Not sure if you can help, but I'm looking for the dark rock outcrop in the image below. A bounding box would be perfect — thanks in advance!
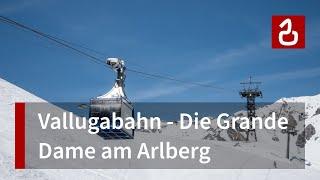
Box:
[296,124,316,148]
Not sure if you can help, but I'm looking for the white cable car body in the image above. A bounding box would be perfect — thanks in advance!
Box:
[89,58,134,139]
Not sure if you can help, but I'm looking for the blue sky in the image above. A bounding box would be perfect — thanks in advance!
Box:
[0,0,320,102]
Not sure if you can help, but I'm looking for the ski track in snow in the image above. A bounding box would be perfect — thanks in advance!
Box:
[1,77,320,180]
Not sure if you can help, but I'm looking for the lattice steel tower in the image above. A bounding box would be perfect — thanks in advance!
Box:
[239,76,263,141]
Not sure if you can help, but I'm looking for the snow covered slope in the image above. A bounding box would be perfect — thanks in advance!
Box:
[278,94,320,168]
[1,77,320,179]
[0,78,127,180]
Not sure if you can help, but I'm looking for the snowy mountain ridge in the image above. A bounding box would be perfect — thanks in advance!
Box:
[277,94,320,117]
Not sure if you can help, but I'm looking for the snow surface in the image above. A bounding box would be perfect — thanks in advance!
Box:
[97,82,126,99]
[1,77,320,179]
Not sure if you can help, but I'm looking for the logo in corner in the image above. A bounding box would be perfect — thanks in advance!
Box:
[272,15,305,49]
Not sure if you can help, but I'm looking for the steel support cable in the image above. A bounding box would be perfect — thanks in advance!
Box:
[0,15,228,91]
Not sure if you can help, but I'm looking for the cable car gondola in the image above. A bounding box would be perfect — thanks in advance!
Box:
[89,58,134,139]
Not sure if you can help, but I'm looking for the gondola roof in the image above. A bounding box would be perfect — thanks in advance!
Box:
[97,82,127,100]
